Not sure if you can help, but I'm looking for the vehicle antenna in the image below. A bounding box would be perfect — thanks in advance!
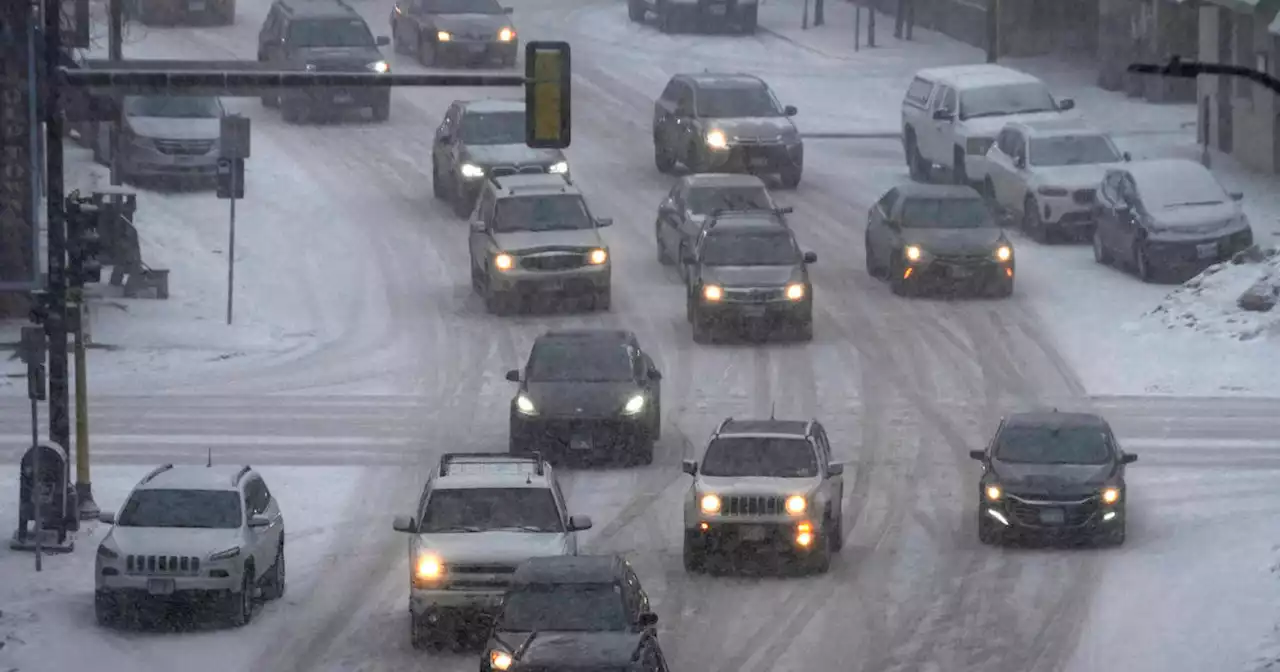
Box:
[207,447,212,467]
[770,402,776,420]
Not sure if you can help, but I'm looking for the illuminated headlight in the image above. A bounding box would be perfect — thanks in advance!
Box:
[304,63,316,72]
[1036,185,1069,197]
[705,130,728,149]
[904,245,922,262]
[588,248,608,265]
[785,495,807,515]
[498,27,515,41]
[460,163,484,179]
[367,60,389,74]
[493,253,514,271]
[703,284,723,301]
[785,283,805,301]
[622,394,645,415]
[515,394,537,415]
[1101,487,1120,504]
[209,546,241,561]
[490,650,513,670]
[548,160,569,174]
[437,30,452,41]
[700,493,721,514]
[415,554,443,580]
[994,245,1012,262]
[985,485,1001,501]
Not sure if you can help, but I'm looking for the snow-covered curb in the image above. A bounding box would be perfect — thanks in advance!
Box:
[1142,247,1280,341]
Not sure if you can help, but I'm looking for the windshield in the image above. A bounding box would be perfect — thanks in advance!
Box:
[701,437,818,477]
[527,340,633,382]
[498,583,628,632]
[1135,170,1227,209]
[995,426,1113,464]
[899,198,994,229]
[421,0,503,13]
[460,111,525,145]
[118,489,242,529]
[695,86,783,118]
[124,96,222,118]
[687,186,773,215]
[1029,135,1121,167]
[959,83,1057,119]
[421,488,562,533]
[701,232,798,266]
[288,18,375,47]
[493,195,593,233]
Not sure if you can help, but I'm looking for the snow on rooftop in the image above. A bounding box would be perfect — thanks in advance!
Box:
[1142,249,1280,341]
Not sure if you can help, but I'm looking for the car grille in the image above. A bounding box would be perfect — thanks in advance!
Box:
[723,286,784,302]
[490,164,547,177]
[309,61,363,73]
[1005,493,1099,527]
[721,494,787,516]
[933,253,991,265]
[126,554,202,576]
[456,30,495,40]
[732,134,784,145]
[520,251,587,271]
[154,139,215,156]
[1072,188,1096,204]
[1058,210,1094,226]
[446,563,518,590]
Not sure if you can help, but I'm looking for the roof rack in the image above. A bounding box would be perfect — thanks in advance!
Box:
[804,418,816,437]
[140,464,174,484]
[714,417,734,435]
[232,465,252,486]
[438,452,545,477]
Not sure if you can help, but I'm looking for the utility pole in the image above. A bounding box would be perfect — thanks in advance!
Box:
[43,0,72,499]
[985,0,999,62]
[108,0,124,186]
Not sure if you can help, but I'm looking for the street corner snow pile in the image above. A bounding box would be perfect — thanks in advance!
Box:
[1143,247,1280,341]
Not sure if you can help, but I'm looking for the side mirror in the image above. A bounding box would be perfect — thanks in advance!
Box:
[392,514,416,533]
[248,515,271,529]
[98,511,115,524]
[1231,191,1244,202]
[1122,151,1132,162]
[375,35,391,46]
[505,369,521,382]
[783,105,798,116]
[932,109,953,121]
[639,612,659,627]
[777,206,794,215]
[596,217,613,227]
[648,368,662,380]
[803,251,817,264]
[968,449,985,461]
[503,6,514,12]
[568,514,593,531]
[1121,453,1138,464]
[681,459,697,476]
[827,462,844,476]
[1058,98,1076,111]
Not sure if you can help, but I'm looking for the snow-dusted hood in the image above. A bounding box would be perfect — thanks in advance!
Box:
[522,381,642,417]
[702,264,800,288]
[416,530,570,564]
[697,475,822,497]
[434,12,510,37]
[991,461,1115,496]
[492,229,602,253]
[706,117,798,141]
[904,226,1007,256]
[126,115,220,141]
[960,110,1074,138]
[463,143,564,167]
[491,631,645,667]
[1147,201,1246,237]
[106,526,241,557]
[1030,163,1119,189]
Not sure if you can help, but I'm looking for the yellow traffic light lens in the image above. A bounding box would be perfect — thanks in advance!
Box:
[526,43,569,149]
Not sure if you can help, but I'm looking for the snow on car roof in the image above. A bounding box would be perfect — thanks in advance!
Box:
[916,64,1041,88]
[138,465,248,491]
[684,173,769,188]
[1122,158,1218,189]
[1011,118,1102,137]
[459,98,525,113]
[683,73,766,88]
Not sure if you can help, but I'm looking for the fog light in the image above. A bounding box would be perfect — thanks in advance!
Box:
[795,531,813,546]
[699,522,709,531]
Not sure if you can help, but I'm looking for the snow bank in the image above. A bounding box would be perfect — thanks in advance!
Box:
[1143,248,1280,341]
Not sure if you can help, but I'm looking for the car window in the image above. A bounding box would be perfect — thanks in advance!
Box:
[936,87,956,114]
[701,437,818,477]
[905,77,933,107]
[459,110,524,144]
[1029,135,1121,167]
[421,0,502,13]
[498,582,628,632]
[994,425,1113,465]
[687,185,772,215]
[493,194,593,233]
[287,17,375,47]
[527,340,634,382]
[245,478,266,514]
[876,188,899,214]
[694,84,783,118]
[123,95,222,118]
[899,198,993,229]
[550,478,569,523]
[958,82,1057,119]
[118,489,243,529]
[701,231,799,266]
[660,79,682,103]
[421,488,564,532]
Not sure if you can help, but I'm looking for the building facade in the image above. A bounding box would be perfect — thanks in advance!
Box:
[1197,0,1280,173]
[1098,0,1199,102]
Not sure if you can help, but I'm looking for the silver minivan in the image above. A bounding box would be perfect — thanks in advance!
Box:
[93,95,225,185]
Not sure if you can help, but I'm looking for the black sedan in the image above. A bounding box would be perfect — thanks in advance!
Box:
[507,329,662,466]
[864,183,1014,297]
[970,410,1138,546]
[1092,158,1253,282]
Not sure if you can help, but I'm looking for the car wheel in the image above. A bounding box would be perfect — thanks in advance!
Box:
[794,314,814,342]
[417,36,437,66]
[677,244,690,281]
[654,142,676,173]
[779,166,802,189]
[990,277,1014,298]
[889,257,911,296]
[1092,228,1111,265]
[261,538,286,600]
[281,99,305,124]
[808,530,832,574]
[371,98,391,122]
[227,568,253,627]
[828,507,843,552]
[864,235,881,278]
[261,93,278,108]
[630,436,655,466]
[656,223,672,265]
[431,163,446,199]
[628,0,645,21]
[686,142,708,173]
[486,288,515,315]
[682,532,707,573]
[1134,245,1155,282]
[1098,519,1126,546]
[977,511,1002,545]
[409,612,434,650]
[451,182,473,218]
[906,131,931,181]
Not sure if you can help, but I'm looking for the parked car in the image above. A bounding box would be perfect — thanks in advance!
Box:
[92,95,225,186]
[128,0,235,26]
[629,0,756,34]
[1091,158,1252,282]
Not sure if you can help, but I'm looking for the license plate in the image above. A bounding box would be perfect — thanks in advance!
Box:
[333,92,353,103]
[740,305,766,317]
[1038,508,1065,525]
[147,579,175,595]
[949,266,973,278]
[569,435,593,451]
[748,156,770,167]
[189,0,205,9]
[738,525,767,541]
[1196,243,1218,259]
[467,44,486,54]
[709,4,727,14]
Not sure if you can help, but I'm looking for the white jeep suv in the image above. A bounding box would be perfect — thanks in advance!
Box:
[901,64,1077,186]
[391,452,593,650]
[94,464,286,627]
[681,417,845,573]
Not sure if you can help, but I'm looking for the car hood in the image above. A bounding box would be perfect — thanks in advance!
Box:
[415,530,570,563]
[463,144,565,167]
[434,13,509,36]
[1148,202,1246,237]
[1030,163,1120,189]
[492,229,602,253]
[295,45,384,67]
[523,381,642,417]
[991,461,1114,496]
[903,227,1006,256]
[705,117,798,140]
[106,526,241,556]
[126,116,220,141]
[697,475,823,496]
[488,631,642,667]
[960,110,1076,137]
[701,264,800,287]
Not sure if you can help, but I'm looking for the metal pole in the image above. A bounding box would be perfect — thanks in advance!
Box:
[226,172,236,326]
[855,5,861,51]
[802,0,809,30]
[44,0,72,481]
[73,295,96,518]
[30,398,42,572]
[108,0,124,186]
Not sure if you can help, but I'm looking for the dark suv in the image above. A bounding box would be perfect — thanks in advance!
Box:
[433,99,570,217]
[257,0,393,123]
[653,73,804,188]
[390,0,518,67]
[682,215,816,342]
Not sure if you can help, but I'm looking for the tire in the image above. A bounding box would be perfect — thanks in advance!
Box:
[1098,519,1126,546]
[1092,228,1111,265]
[905,131,930,181]
[828,508,843,552]
[739,4,757,32]
[685,142,707,173]
[94,591,119,627]
[808,531,832,574]
[371,97,391,122]
[630,436,655,466]
[991,278,1014,298]
[431,163,446,199]
[793,315,814,342]
[393,27,410,54]
[261,94,278,108]
[952,148,968,185]
[864,235,881,278]
[779,166,802,189]
[261,539,286,600]
[628,0,646,21]
[227,569,253,627]
[486,288,514,315]
[677,243,691,282]
[654,142,676,173]
[682,532,707,573]
[418,37,437,66]
[409,612,432,650]
[592,288,612,312]
[656,223,672,265]
[977,512,1001,545]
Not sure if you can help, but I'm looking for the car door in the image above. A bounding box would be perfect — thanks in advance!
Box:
[925,86,957,165]
[656,182,682,254]
[866,188,898,267]
[433,103,461,176]
[469,188,498,272]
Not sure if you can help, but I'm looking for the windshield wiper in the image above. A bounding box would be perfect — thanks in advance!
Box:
[433,525,483,533]
[491,525,549,533]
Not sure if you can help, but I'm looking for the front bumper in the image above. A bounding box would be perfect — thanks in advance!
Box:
[1143,229,1253,272]
[686,519,822,555]
[410,586,505,617]
[435,39,519,65]
[981,492,1123,539]
[510,414,651,457]
[119,142,219,178]
[706,141,803,173]
[283,86,390,109]
[97,572,238,594]
[697,296,811,326]
[1037,191,1100,228]
[903,256,1013,290]
[490,264,609,297]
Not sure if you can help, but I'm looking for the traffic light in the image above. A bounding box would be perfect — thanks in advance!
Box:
[525,41,571,149]
[66,195,103,287]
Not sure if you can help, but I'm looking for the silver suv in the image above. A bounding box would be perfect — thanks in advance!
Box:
[681,417,845,573]
[467,173,614,315]
[391,452,593,650]
[94,464,286,628]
